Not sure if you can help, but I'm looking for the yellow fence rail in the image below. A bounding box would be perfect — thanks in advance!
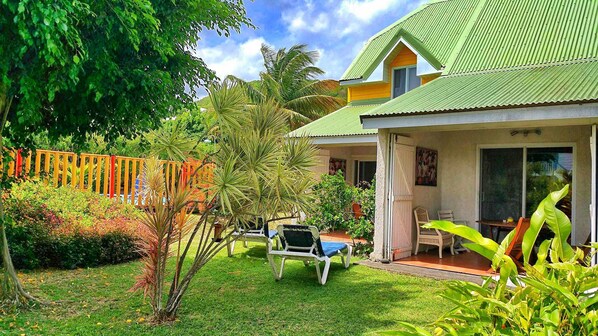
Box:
[5,149,213,208]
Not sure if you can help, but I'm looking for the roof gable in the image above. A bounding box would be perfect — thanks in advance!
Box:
[340,0,480,81]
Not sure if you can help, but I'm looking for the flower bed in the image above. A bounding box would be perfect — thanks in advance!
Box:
[4,180,142,269]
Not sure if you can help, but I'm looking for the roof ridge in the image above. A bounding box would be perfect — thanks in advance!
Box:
[444,58,598,77]
[368,0,464,43]
[442,0,487,75]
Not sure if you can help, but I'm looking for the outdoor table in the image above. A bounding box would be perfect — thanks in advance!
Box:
[476,220,516,242]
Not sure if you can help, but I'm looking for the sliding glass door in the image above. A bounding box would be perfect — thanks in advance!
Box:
[525,147,573,217]
[480,148,524,221]
[480,146,573,223]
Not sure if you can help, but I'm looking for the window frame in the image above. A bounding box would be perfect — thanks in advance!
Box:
[391,65,419,98]
[354,160,377,186]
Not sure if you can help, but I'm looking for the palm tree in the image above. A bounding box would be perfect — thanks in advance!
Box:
[233,44,346,129]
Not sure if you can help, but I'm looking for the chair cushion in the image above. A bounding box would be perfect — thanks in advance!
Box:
[321,242,347,257]
[268,229,278,239]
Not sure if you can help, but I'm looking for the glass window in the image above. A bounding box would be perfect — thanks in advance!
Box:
[407,67,420,91]
[479,146,574,231]
[354,161,376,186]
[392,68,406,97]
[480,148,524,221]
[392,66,419,98]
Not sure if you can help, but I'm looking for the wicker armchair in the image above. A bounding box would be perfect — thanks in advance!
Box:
[413,207,455,258]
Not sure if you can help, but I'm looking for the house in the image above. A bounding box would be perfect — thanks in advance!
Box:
[291,0,598,266]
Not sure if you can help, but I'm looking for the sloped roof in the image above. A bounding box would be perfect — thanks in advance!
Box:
[340,0,480,81]
[363,60,598,118]
[288,103,381,138]
[361,0,598,119]
[299,0,597,140]
[446,0,598,75]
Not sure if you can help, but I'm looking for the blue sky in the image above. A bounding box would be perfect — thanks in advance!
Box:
[195,0,425,84]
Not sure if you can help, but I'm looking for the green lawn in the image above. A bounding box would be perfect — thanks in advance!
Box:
[1,244,450,335]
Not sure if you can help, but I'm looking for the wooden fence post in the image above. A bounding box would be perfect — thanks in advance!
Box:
[109,155,116,199]
[181,163,187,186]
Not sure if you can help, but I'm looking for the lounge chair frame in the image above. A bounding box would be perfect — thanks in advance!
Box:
[226,218,279,257]
[267,225,352,285]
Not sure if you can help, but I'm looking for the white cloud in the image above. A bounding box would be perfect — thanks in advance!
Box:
[336,0,408,36]
[195,37,268,81]
[337,0,402,23]
[283,10,330,34]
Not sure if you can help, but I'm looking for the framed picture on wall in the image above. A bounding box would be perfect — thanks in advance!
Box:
[415,147,438,186]
[329,158,347,176]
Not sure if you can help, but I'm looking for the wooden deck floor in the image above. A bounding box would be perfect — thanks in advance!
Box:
[395,250,494,276]
[320,230,366,244]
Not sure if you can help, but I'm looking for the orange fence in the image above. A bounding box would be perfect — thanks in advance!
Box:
[5,149,213,207]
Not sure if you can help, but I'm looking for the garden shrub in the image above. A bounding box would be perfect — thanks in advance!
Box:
[3,180,141,270]
[348,181,375,255]
[304,170,354,231]
[304,172,376,256]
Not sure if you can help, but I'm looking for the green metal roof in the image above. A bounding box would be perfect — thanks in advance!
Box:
[340,0,480,81]
[362,60,598,118]
[446,0,598,74]
[289,103,381,138]
[302,0,598,138]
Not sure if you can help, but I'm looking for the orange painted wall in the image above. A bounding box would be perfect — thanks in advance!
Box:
[347,46,418,102]
[348,83,391,102]
[421,73,440,85]
[389,47,417,68]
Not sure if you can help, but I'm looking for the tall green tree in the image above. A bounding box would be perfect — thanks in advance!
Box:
[0,0,251,306]
[235,44,346,129]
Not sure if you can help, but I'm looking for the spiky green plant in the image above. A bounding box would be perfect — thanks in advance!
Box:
[132,80,317,322]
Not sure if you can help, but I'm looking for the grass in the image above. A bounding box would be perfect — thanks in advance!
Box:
[1,243,450,335]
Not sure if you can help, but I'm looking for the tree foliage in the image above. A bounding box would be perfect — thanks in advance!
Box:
[1,0,252,148]
[0,0,252,306]
[233,44,346,129]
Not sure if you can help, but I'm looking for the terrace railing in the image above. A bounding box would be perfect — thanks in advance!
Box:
[4,149,213,208]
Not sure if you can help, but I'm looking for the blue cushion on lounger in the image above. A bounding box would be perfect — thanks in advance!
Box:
[321,242,347,258]
[268,229,278,239]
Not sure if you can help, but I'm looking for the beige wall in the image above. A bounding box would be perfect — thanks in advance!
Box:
[373,129,390,260]
[312,145,377,184]
[393,125,592,246]
[408,132,443,217]
[312,149,330,179]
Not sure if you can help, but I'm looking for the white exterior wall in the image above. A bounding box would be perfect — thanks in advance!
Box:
[385,124,592,252]
[437,125,591,246]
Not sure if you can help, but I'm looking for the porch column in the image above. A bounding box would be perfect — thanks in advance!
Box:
[591,124,597,265]
[371,129,389,261]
